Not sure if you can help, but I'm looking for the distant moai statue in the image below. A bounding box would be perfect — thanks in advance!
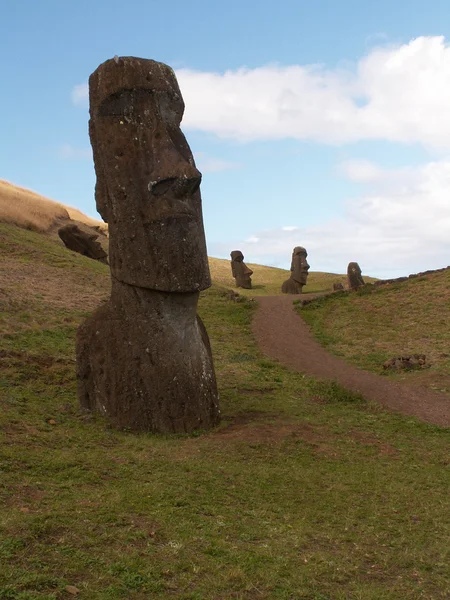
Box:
[281,246,310,294]
[347,262,365,290]
[58,223,108,264]
[76,56,220,433]
[230,250,253,289]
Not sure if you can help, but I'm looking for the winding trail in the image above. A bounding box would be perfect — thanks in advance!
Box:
[252,296,450,427]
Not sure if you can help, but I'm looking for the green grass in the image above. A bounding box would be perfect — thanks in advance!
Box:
[0,224,449,599]
[299,275,450,394]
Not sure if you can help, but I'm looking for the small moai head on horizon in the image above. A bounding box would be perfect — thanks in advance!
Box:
[291,246,310,285]
[88,56,211,293]
[347,262,365,290]
[230,250,253,289]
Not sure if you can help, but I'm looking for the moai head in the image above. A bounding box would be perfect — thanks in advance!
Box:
[291,246,310,285]
[230,250,253,288]
[347,262,365,289]
[88,56,211,292]
[58,223,108,263]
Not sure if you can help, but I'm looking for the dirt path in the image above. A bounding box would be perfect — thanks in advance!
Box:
[252,296,450,427]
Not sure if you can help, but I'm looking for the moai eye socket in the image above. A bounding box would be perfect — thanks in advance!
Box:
[98,89,155,117]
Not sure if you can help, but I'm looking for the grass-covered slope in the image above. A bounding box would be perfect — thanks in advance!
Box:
[1,223,449,599]
[0,179,107,234]
[299,276,450,396]
[208,256,377,296]
[0,173,370,296]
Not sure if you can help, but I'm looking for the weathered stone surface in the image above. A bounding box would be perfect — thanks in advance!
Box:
[77,56,220,433]
[77,280,218,432]
[333,282,344,291]
[88,56,210,293]
[281,247,310,294]
[58,224,108,264]
[230,250,253,289]
[383,354,428,371]
[347,262,365,290]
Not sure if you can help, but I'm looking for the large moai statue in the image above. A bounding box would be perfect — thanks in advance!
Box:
[230,250,253,289]
[76,57,220,433]
[281,246,310,294]
[347,262,365,290]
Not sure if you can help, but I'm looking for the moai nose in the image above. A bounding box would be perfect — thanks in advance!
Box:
[149,161,202,198]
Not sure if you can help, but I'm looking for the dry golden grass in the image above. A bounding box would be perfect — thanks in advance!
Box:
[208,256,377,296]
[0,179,107,234]
[65,206,108,232]
[208,256,289,295]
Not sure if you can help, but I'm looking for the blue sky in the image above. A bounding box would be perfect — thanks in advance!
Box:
[2,0,450,277]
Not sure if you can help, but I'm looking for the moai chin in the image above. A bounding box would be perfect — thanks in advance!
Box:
[76,56,220,433]
[230,250,253,289]
[281,246,310,294]
[347,262,365,290]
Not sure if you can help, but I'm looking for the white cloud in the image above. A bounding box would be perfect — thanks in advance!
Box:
[177,36,450,149]
[337,159,385,183]
[211,158,450,278]
[72,37,450,149]
[195,152,241,173]
[71,83,88,106]
[59,144,91,160]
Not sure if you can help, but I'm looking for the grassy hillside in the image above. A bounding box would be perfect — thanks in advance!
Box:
[299,276,450,397]
[1,222,449,599]
[0,180,107,234]
[209,256,377,296]
[1,178,375,295]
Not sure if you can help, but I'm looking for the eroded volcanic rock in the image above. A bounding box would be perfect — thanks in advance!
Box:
[58,223,108,264]
[76,56,220,433]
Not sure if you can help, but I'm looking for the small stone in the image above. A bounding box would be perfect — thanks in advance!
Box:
[65,585,80,595]
[383,355,428,371]
[48,419,56,425]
